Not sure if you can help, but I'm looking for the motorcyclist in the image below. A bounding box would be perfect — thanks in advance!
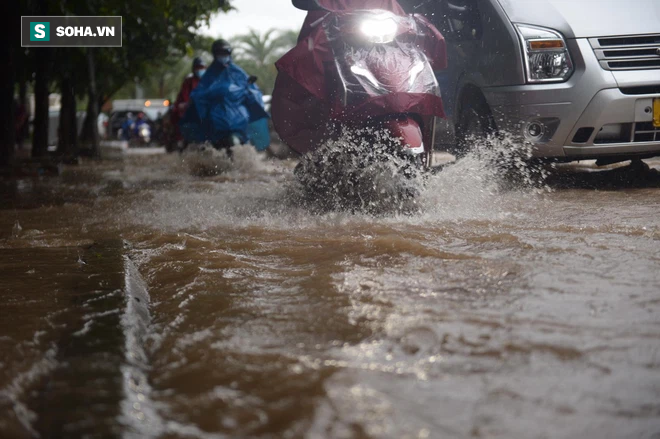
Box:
[170,57,207,150]
[273,0,447,153]
[120,112,134,141]
[207,40,236,150]
[179,40,269,153]
[291,0,444,66]
[211,39,233,70]
[209,40,259,88]
[174,57,207,122]
[133,112,148,137]
[293,0,406,41]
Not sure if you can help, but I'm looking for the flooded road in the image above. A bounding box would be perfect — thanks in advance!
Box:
[1,148,659,438]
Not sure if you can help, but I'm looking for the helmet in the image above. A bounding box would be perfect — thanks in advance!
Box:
[192,56,206,70]
[292,0,324,10]
[211,39,233,56]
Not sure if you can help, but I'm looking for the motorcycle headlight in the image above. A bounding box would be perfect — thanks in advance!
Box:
[515,24,574,83]
[360,13,398,44]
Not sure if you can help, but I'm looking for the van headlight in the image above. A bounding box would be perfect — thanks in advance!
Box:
[515,24,574,83]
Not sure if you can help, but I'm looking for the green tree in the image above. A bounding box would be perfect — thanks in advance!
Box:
[231,29,298,95]
[1,0,234,165]
[78,0,234,156]
[113,35,216,102]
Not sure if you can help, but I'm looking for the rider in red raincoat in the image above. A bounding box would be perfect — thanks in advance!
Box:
[171,57,207,144]
[273,0,447,154]
[295,0,405,41]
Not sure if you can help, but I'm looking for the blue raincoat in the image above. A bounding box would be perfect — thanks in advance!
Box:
[180,61,270,149]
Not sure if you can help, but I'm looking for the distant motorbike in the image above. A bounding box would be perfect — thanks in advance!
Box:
[118,118,152,147]
[273,0,447,172]
[134,123,152,146]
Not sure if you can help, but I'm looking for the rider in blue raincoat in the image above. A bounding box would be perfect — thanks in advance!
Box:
[180,39,270,151]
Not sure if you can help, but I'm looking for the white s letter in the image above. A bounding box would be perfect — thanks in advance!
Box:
[35,24,45,39]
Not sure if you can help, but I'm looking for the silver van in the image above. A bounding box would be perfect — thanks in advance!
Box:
[415,0,660,164]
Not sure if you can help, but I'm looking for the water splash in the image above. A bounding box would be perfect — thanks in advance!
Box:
[418,132,551,221]
[290,129,549,217]
[291,128,424,215]
[181,144,267,177]
[105,130,552,233]
[461,132,551,191]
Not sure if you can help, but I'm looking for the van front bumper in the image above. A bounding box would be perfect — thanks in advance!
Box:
[481,39,660,160]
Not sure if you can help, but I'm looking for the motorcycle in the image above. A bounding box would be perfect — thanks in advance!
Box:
[134,122,152,146]
[118,118,152,147]
[272,0,447,175]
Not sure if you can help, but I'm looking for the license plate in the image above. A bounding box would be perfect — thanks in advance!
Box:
[654,98,660,128]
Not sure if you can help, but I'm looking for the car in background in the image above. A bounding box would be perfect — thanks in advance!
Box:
[416,0,660,164]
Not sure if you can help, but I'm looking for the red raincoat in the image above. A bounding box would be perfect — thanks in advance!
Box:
[171,74,201,140]
[272,0,447,154]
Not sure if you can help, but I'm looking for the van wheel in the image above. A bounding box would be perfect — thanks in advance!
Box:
[453,90,496,158]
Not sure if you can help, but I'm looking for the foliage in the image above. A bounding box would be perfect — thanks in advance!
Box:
[2,0,235,161]
[97,1,231,99]
[118,27,299,101]
[15,0,234,102]
[113,35,216,102]
[231,29,298,95]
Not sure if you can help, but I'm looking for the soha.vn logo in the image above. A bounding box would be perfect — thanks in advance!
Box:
[30,22,50,41]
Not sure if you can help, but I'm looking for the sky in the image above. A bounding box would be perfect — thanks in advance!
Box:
[200,0,308,39]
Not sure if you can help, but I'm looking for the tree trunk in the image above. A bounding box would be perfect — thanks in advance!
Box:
[85,48,100,157]
[32,49,51,158]
[57,77,78,159]
[80,95,104,148]
[57,80,69,155]
[0,3,17,167]
[18,79,29,150]
[19,81,28,114]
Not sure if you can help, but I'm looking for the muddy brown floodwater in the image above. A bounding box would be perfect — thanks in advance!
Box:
[1,147,659,439]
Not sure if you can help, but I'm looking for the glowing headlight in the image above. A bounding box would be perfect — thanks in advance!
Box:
[360,15,398,44]
[515,24,574,83]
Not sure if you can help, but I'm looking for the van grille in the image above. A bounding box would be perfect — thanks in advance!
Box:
[633,122,660,143]
[590,122,660,145]
[590,34,660,71]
